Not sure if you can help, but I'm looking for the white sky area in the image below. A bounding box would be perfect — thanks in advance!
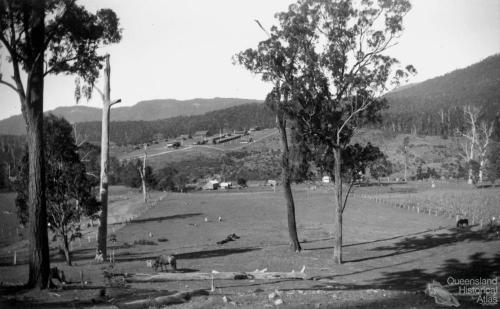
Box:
[1,0,500,120]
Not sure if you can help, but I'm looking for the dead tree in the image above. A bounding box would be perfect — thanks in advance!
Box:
[97,55,121,258]
[458,105,479,184]
[476,121,494,183]
[138,144,148,203]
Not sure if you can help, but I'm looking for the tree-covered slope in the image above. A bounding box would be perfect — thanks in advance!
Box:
[382,54,500,135]
[75,103,275,145]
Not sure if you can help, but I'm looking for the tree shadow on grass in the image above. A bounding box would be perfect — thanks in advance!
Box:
[176,247,261,260]
[2,244,260,266]
[343,227,499,263]
[313,252,500,293]
[303,227,446,252]
[104,247,261,263]
[372,252,500,290]
[114,212,203,225]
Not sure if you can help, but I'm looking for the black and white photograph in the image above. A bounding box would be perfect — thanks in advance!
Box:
[0,0,499,307]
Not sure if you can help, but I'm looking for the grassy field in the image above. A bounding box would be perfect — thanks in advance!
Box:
[354,181,500,226]
[1,182,499,308]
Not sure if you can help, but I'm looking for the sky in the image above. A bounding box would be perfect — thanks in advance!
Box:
[1,0,500,121]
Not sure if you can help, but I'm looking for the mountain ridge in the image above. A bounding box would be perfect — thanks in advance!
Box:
[0,97,262,135]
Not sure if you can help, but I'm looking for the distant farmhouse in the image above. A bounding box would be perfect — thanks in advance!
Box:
[203,179,220,190]
[194,130,209,141]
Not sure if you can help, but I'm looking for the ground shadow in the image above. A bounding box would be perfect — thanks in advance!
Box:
[2,241,260,266]
[97,246,261,264]
[343,226,499,263]
[114,212,203,225]
[313,251,500,292]
[372,252,500,290]
[303,227,450,252]
[176,247,261,260]
[171,268,199,273]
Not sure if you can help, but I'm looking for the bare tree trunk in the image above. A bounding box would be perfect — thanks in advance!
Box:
[62,234,72,266]
[479,159,485,183]
[464,106,478,185]
[98,56,112,258]
[24,0,50,288]
[404,154,407,182]
[25,104,51,287]
[332,147,343,264]
[139,144,148,203]
[277,114,301,252]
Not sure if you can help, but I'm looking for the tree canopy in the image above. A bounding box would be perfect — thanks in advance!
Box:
[237,0,414,264]
[15,114,100,265]
[1,0,121,287]
[0,0,121,91]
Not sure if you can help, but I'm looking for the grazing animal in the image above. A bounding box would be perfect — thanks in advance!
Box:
[153,254,177,272]
[95,249,104,263]
[49,267,67,286]
[456,218,469,228]
[216,233,240,245]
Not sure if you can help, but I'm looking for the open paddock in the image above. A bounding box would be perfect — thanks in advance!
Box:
[354,181,500,227]
[0,183,499,308]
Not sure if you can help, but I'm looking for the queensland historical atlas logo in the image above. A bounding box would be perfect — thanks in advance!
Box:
[447,276,498,306]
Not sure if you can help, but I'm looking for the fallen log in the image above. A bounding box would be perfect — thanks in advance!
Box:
[119,289,209,309]
[123,266,307,282]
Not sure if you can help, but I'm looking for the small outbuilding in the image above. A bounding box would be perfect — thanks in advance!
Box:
[203,180,220,190]
[267,180,277,187]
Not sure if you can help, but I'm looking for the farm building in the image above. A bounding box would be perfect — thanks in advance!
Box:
[233,129,248,135]
[220,182,232,189]
[194,130,209,141]
[203,180,220,190]
[267,180,277,187]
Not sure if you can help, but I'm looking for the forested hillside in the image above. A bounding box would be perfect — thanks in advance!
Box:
[76,103,275,145]
[382,54,500,136]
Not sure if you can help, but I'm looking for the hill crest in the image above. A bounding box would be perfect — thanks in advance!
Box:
[0,97,262,135]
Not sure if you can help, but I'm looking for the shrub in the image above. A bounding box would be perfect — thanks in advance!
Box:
[133,239,157,246]
[237,177,248,187]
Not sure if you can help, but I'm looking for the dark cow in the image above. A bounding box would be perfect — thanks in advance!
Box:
[153,254,177,272]
[456,218,469,228]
